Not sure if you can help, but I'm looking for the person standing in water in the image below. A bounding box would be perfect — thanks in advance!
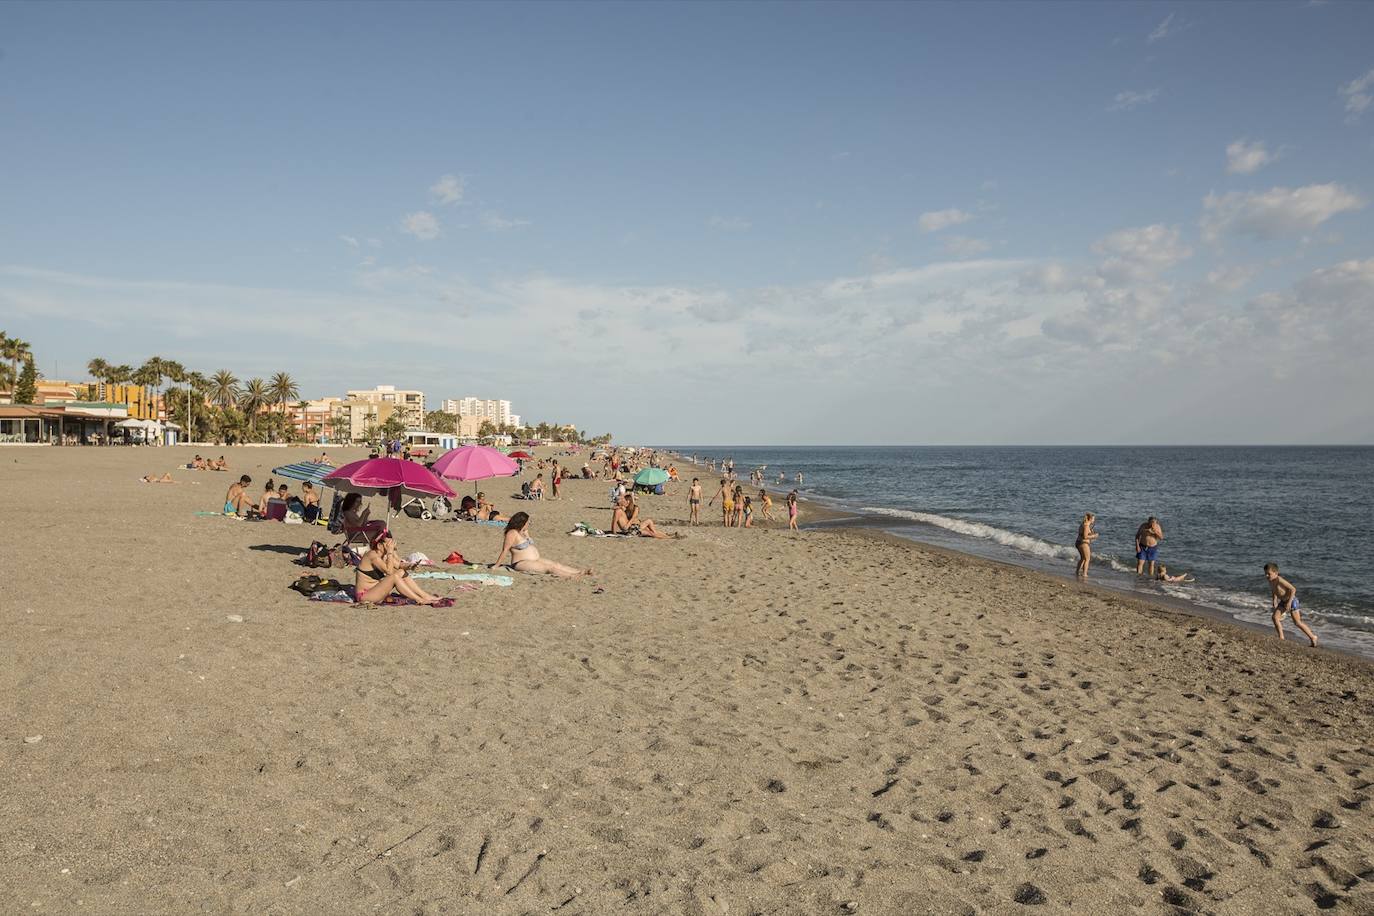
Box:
[1264,563,1318,647]
[1135,516,1164,577]
[1075,512,1099,578]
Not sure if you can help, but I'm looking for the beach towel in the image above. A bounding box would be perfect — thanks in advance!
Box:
[412,571,514,587]
[306,586,462,607]
[569,522,629,538]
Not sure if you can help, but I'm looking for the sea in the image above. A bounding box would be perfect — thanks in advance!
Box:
[662,446,1374,661]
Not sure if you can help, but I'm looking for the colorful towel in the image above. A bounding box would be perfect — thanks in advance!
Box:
[307,587,462,607]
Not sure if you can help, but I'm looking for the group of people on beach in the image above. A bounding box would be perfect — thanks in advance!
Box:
[223,474,320,522]
[1076,511,1317,647]
[681,477,798,530]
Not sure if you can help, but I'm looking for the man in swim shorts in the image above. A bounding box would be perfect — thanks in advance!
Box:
[688,478,702,525]
[1264,563,1318,646]
[1135,516,1164,577]
[224,475,253,515]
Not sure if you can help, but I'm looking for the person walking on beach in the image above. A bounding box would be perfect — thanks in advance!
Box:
[759,488,773,521]
[786,490,799,531]
[688,478,702,525]
[1135,516,1164,577]
[1075,512,1099,578]
[1264,563,1318,647]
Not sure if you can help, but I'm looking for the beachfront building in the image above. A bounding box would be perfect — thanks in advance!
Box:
[443,397,516,427]
[0,401,131,445]
[0,378,164,422]
[348,385,425,428]
[287,397,341,442]
[331,398,396,443]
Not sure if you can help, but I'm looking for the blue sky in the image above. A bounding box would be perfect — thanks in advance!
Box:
[2,1,1372,444]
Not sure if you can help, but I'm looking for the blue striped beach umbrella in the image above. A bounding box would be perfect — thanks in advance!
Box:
[272,461,335,485]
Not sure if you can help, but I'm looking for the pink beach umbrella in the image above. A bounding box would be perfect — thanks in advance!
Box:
[324,458,457,501]
[431,445,519,493]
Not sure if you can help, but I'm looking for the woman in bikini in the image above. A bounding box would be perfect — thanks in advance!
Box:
[1075,512,1098,578]
[355,529,444,604]
[612,494,675,539]
[494,512,593,578]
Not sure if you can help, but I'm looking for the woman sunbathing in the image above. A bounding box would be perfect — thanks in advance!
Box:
[141,473,177,483]
[611,494,676,539]
[355,529,444,605]
[494,512,592,578]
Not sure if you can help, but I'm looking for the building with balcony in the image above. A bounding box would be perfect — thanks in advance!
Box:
[347,385,425,428]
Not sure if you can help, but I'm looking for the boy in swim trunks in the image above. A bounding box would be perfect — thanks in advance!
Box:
[688,478,702,525]
[1264,563,1318,646]
[708,478,733,527]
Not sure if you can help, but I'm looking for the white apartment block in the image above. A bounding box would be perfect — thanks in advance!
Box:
[347,385,425,428]
[442,397,515,426]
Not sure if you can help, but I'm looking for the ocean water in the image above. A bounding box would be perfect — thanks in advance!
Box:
[664,446,1374,660]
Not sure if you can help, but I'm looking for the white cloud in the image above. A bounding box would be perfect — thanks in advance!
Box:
[1225,139,1278,175]
[1092,224,1192,282]
[1108,89,1160,112]
[1147,13,1176,43]
[1340,68,1374,123]
[430,174,466,206]
[1201,264,1260,294]
[481,211,531,231]
[1201,184,1364,242]
[706,215,751,231]
[918,208,972,233]
[943,236,991,258]
[401,211,441,241]
[339,235,360,249]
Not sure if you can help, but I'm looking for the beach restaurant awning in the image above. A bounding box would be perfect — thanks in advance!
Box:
[272,461,335,485]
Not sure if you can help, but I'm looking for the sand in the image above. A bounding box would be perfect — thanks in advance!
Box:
[2,446,1372,915]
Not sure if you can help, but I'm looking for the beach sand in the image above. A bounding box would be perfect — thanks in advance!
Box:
[2,446,1372,914]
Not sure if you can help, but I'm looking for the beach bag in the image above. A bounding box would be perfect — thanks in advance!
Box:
[306,541,334,568]
[289,574,344,595]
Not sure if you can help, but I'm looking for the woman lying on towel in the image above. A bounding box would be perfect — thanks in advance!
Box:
[611,494,677,539]
[355,529,445,605]
[494,512,593,578]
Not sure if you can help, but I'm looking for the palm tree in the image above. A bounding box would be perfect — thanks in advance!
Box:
[269,372,299,412]
[238,378,269,438]
[86,357,110,385]
[210,370,239,409]
[3,336,32,392]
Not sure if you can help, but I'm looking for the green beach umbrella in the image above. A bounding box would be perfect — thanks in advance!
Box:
[634,468,670,486]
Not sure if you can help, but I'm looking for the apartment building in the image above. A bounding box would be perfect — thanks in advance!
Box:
[442,397,515,426]
[287,397,341,441]
[331,398,396,443]
[347,385,425,428]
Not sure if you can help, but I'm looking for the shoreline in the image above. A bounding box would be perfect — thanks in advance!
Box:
[5,445,1374,912]
[666,451,1374,665]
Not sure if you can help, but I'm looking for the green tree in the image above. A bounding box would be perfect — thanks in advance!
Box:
[380,414,407,440]
[238,378,269,438]
[2,335,31,391]
[269,372,299,412]
[86,357,110,390]
[477,420,496,439]
[13,358,37,404]
[210,370,239,408]
[425,410,457,434]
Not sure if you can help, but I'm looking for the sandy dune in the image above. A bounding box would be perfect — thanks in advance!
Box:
[2,447,1372,914]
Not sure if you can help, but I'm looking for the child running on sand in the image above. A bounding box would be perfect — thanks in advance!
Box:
[688,478,702,525]
[760,488,773,521]
[786,491,799,531]
[1264,563,1318,646]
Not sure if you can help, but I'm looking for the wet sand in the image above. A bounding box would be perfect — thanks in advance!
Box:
[2,446,1372,914]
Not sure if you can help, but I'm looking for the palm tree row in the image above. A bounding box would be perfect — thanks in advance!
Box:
[86,355,302,443]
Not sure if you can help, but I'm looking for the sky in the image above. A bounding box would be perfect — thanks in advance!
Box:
[1,1,1372,445]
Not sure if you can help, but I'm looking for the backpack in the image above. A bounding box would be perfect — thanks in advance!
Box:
[306,541,334,568]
